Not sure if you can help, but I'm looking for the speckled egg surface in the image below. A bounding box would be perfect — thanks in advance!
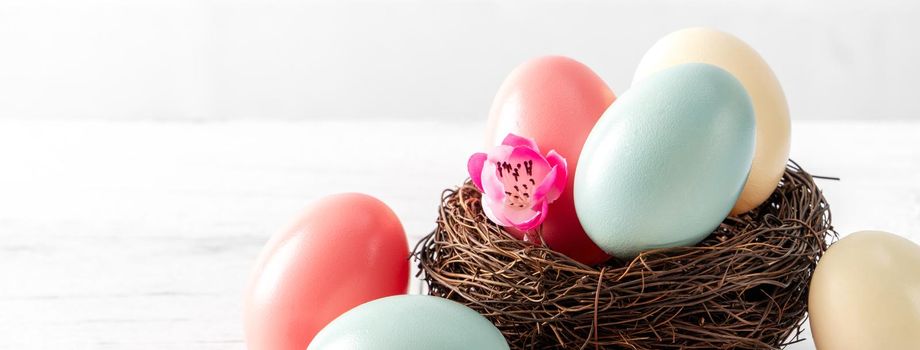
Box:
[575,63,755,257]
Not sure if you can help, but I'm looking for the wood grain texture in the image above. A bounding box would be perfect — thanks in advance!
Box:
[1,120,918,349]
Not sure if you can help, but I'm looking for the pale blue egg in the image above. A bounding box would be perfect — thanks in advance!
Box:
[307,295,509,350]
[574,63,755,258]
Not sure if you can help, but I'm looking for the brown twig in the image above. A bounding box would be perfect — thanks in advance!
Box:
[413,161,836,349]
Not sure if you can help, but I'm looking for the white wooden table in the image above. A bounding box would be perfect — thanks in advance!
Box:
[1,119,918,349]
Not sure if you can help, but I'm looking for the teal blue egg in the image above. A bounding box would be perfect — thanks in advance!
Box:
[574,63,755,257]
[307,295,509,350]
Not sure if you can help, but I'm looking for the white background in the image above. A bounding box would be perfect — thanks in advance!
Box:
[2,0,919,122]
[1,1,919,349]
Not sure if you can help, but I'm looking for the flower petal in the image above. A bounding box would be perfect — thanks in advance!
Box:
[544,150,568,202]
[501,133,540,153]
[532,166,557,204]
[467,152,487,191]
[508,146,551,182]
[480,162,507,203]
[486,145,514,163]
[481,198,509,226]
[502,206,542,231]
[546,150,568,175]
[509,201,548,231]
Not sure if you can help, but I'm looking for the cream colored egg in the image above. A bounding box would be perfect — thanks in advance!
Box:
[633,27,790,215]
[809,231,920,350]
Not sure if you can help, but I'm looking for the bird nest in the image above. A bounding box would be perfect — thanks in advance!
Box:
[413,161,835,349]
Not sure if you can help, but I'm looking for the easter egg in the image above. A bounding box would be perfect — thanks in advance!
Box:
[574,63,755,257]
[244,193,410,350]
[308,295,509,350]
[485,56,615,265]
[809,231,920,349]
[633,27,790,215]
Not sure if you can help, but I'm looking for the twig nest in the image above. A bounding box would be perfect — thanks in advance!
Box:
[414,162,834,349]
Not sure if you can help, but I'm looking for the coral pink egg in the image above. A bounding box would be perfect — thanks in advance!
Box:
[243,193,410,350]
[485,56,615,265]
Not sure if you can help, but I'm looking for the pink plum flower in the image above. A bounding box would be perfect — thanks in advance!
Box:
[467,133,568,231]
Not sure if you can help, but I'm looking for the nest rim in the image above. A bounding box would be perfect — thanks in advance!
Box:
[414,161,836,350]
